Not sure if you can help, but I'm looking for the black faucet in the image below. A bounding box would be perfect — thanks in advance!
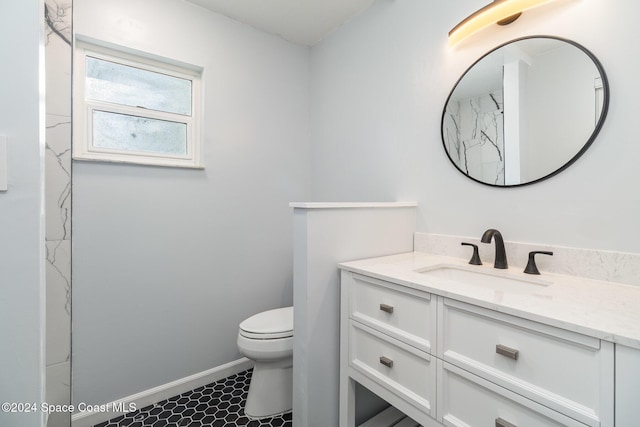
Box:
[524,251,553,275]
[481,228,508,269]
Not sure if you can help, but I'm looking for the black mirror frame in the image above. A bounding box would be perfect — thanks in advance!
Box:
[441,35,610,188]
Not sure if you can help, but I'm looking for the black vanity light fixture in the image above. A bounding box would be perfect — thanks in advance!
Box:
[449,0,563,45]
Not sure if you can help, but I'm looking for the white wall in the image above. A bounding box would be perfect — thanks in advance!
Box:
[72,0,310,405]
[292,204,416,426]
[0,1,46,427]
[310,0,640,254]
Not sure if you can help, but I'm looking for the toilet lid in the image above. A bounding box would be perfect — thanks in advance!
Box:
[239,306,293,339]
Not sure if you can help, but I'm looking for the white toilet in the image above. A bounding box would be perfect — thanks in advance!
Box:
[237,306,293,419]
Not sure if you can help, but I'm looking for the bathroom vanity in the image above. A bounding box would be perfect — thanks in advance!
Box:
[339,252,640,427]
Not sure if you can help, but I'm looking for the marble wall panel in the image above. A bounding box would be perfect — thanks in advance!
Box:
[46,239,71,365]
[45,2,72,426]
[45,1,72,117]
[46,116,71,242]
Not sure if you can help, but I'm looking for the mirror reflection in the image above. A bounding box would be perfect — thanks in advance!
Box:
[442,36,609,187]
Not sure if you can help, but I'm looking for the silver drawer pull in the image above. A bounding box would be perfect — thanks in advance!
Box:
[379,356,394,368]
[496,344,519,360]
[379,303,394,314]
[495,417,517,427]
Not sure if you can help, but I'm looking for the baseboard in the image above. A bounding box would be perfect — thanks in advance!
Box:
[71,358,254,427]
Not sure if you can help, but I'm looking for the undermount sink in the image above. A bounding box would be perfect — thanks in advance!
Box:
[415,264,551,294]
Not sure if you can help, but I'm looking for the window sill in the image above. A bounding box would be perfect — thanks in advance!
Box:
[73,154,205,169]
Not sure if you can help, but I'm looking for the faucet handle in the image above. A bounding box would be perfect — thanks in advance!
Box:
[524,251,553,275]
[461,242,482,265]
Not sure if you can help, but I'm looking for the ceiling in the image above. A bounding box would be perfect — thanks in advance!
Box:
[183,0,377,46]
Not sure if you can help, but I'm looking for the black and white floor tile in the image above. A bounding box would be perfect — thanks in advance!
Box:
[94,370,292,427]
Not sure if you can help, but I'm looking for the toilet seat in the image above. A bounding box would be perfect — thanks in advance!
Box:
[239,306,293,340]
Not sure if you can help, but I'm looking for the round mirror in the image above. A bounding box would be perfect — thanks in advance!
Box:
[441,36,609,187]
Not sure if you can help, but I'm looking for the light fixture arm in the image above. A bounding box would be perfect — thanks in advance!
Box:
[448,0,561,45]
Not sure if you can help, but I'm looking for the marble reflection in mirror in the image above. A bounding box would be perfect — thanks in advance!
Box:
[442,36,609,187]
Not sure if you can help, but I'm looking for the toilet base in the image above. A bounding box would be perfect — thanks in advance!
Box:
[244,358,293,420]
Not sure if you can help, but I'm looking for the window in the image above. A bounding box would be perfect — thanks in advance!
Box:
[74,41,202,168]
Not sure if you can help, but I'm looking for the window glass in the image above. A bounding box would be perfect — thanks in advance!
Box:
[86,56,192,116]
[74,41,202,168]
[92,110,188,156]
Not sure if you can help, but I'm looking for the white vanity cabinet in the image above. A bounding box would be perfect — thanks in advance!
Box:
[615,345,640,426]
[439,362,591,427]
[439,299,613,427]
[340,272,439,426]
[340,270,616,427]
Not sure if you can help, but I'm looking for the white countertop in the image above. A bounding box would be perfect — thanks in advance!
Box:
[339,252,640,350]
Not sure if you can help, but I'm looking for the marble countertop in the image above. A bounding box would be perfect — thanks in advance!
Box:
[339,252,640,350]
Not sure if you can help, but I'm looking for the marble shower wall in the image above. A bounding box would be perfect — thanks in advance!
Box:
[45,1,72,427]
[443,91,505,185]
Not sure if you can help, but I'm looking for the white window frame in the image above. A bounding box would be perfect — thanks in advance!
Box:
[73,40,203,168]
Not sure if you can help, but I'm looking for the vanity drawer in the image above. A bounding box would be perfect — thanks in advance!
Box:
[349,321,436,416]
[440,361,588,427]
[440,298,613,426]
[350,274,435,353]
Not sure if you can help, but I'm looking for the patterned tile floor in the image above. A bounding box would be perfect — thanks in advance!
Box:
[94,369,292,427]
